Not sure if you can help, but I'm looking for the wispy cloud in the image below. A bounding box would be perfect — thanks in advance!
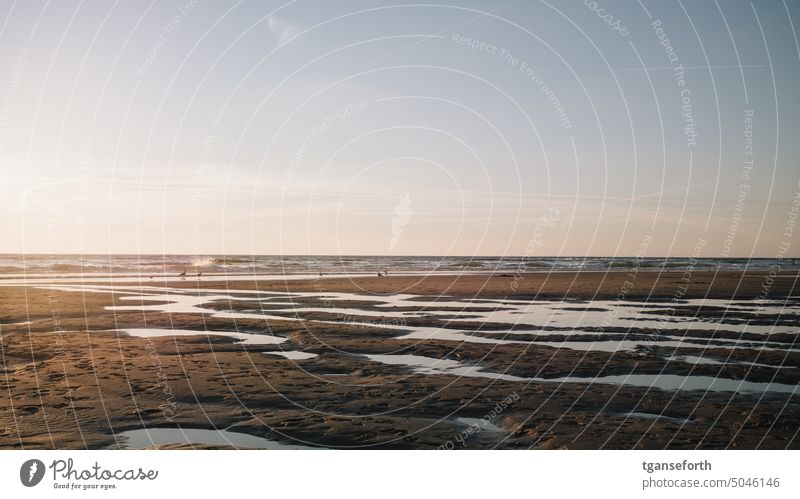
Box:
[267,15,301,46]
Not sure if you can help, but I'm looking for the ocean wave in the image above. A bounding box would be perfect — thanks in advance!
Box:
[0,255,798,275]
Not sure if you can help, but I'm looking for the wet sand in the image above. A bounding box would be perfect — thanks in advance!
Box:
[178,269,800,299]
[1,270,798,449]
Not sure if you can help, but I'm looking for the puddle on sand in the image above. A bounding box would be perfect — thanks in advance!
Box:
[107,293,299,323]
[365,354,527,382]
[40,283,800,337]
[113,427,313,449]
[620,412,692,425]
[364,353,800,395]
[552,373,800,395]
[668,355,796,370]
[35,283,800,350]
[118,328,287,346]
[264,351,318,360]
[24,283,800,383]
[456,417,503,432]
[668,355,725,366]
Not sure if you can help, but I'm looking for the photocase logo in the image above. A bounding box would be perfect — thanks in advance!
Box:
[20,459,45,487]
[390,194,413,250]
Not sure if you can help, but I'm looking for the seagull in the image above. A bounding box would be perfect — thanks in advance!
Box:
[178,271,186,277]
[377,271,384,277]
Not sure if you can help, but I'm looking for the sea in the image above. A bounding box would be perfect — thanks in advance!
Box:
[0,254,797,276]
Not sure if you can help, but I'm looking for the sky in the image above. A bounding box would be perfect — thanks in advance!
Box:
[0,0,799,257]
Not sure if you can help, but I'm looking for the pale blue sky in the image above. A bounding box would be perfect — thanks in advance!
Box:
[1,0,799,256]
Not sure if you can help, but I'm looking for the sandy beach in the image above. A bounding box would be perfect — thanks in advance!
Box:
[4,2,800,494]
[1,270,798,449]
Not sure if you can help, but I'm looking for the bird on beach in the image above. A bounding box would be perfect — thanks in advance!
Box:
[318,271,323,277]
[178,271,186,277]
[377,271,384,277]
[196,272,203,277]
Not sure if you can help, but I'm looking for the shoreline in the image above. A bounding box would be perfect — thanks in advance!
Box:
[2,269,799,297]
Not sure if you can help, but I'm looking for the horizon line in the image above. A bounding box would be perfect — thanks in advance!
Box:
[0,253,795,260]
